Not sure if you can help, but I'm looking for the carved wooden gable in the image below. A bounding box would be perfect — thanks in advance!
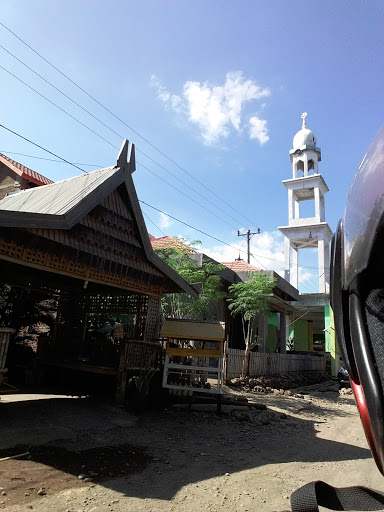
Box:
[0,141,196,298]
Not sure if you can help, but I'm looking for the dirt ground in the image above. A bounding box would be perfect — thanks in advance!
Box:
[1,382,384,512]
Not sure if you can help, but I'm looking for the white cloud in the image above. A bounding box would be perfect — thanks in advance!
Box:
[196,230,322,293]
[150,75,182,111]
[201,230,285,275]
[249,116,269,145]
[151,72,270,145]
[298,268,314,285]
[159,212,171,229]
[248,231,285,274]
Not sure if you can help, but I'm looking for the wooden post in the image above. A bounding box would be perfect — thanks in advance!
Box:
[308,320,314,351]
[79,310,88,355]
[52,293,63,345]
[115,339,129,406]
[0,328,15,386]
[223,338,228,384]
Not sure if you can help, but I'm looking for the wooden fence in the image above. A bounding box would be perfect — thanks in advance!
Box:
[226,348,326,380]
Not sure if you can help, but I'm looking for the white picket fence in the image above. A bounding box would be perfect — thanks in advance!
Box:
[226,348,326,380]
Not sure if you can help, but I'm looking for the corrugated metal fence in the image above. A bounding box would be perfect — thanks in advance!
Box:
[226,348,326,380]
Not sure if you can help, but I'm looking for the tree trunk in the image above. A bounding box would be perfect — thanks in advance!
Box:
[242,346,250,377]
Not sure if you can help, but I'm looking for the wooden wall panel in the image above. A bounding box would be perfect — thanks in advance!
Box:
[101,190,132,220]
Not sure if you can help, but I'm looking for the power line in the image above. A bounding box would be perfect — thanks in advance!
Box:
[139,202,316,291]
[137,159,238,229]
[0,64,118,150]
[0,21,264,229]
[248,250,319,293]
[142,211,167,237]
[0,63,240,231]
[0,124,88,174]
[0,124,253,262]
[0,44,124,142]
[139,201,311,288]
[139,200,251,257]
[0,150,102,167]
[0,129,324,283]
[0,21,328,293]
[3,42,239,225]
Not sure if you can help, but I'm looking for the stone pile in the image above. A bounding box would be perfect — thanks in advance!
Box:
[230,372,330,393]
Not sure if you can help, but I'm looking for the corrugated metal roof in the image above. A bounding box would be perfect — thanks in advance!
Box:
[0,154,54,185]
[0,166,117,216]
[160,319,225,341]
[221,260,261,272]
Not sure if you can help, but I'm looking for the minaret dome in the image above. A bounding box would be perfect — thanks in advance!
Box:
[292,112,317,149]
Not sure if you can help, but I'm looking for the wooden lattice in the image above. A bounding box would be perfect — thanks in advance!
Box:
[86,293,148,314]
[124,340,160,370]
[0,235,165,296]
[46,253,69,271]
[23,247,47,265]
[0,239,24,260]
[144,296,161,340]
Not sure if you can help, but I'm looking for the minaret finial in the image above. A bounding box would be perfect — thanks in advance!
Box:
[301,112,308,129]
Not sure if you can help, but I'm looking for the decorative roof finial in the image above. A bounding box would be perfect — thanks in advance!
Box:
[301,112,308,129]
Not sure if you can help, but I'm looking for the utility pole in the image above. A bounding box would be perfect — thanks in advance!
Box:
[237,228,260,264]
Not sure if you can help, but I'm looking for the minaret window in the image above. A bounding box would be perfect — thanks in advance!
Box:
[300,196,315,219]
[296,159,304,176]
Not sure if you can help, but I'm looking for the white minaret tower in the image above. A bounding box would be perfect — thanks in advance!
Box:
[278,113,332,293]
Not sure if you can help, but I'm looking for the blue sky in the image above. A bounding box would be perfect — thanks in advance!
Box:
[1,1,383,292]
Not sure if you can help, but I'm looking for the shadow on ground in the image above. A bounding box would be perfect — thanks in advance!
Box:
[0,392,372,501]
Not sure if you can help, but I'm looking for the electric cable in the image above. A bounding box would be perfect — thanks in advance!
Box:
[1,32,324,278]
[0,124,88,174]
[0,150,103,167]
[0,63,239,230]
[0,21,269,229]
[0,64,119,150]
[0,21,331,292]
[1,43,242,226]
[0,125,324,289]
[142,211,167,237]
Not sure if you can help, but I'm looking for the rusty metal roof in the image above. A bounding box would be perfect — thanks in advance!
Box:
[160,319,225,341]
[0,153,54,186]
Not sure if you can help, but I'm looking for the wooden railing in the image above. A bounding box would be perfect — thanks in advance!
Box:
[0,327,15,384]
[226,348,326,380]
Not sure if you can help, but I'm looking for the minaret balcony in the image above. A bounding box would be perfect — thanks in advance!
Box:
[282,174,329,196]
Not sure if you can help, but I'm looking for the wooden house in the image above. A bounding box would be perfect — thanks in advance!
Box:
[0,141,196,402]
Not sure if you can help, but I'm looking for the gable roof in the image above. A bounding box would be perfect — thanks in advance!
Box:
[0,165,120,228]
[0,153,53,186]
[221,260,261,272]
[0,140,197,297]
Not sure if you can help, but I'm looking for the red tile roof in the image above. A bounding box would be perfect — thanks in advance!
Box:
[0,154,54,186]
[221,260,261,272]
[149,235,194,252]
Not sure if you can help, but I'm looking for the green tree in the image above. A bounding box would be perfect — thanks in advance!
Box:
[227,272,276,375]
[154,237,226,320]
